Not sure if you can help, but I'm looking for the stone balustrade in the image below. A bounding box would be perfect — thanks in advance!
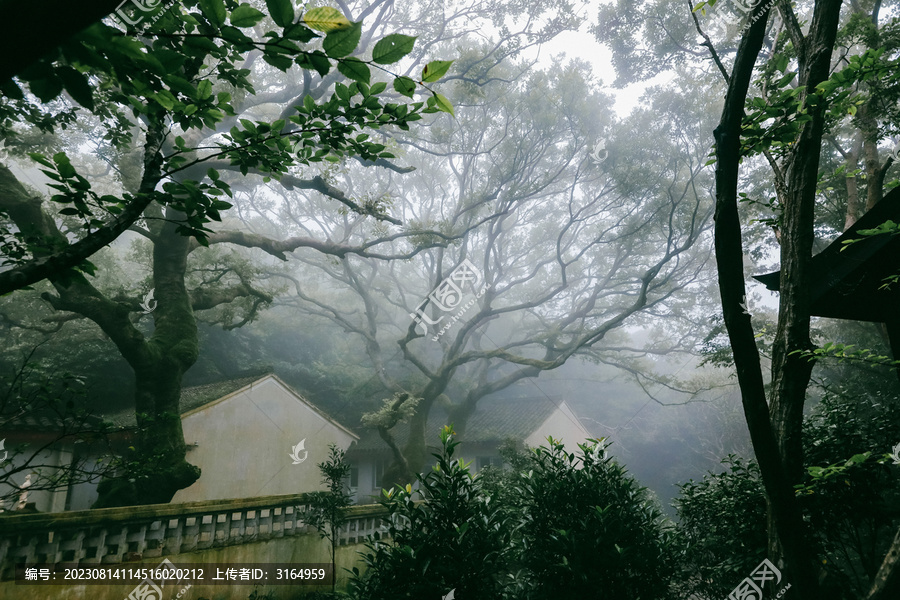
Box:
[0,493,387,580]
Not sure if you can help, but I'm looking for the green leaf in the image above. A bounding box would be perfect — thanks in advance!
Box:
[184,36,219,53]
[337,57,369,83]
[775,54,789,73]
[231,4,266,28]
[323,21,362,58]
[264,53,294,71]
[220,25,254,47]
[152,90,177,111]
[432,92,454,117]
[200,0,226,27]
[28,75,63,103]
[372,34,416,65]
[167,75,198,99]
[57,66,94,110]
[422,60,453,83]
[28,153,54,168]
[303,6,351,33]
[0,78,24,100]
[307,52,331,76]
[284,22,317,42]
[265,0,294,27]
[392,76,416,97]
[197,79,213,100]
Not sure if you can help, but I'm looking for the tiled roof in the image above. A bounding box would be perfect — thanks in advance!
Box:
[0,411,107,433]
[349,395,561,453]
[102,374,267,429]
[4,374,353,437]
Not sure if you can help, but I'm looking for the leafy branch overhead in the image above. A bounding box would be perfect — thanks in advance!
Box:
[0,0,454,295]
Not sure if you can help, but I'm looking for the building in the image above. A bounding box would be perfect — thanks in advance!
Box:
[0,374,358,512]
[346,396,592,504]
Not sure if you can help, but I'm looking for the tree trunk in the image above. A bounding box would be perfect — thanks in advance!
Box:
[712,0,843,594]
[867,525,900,600]
[843,133,862,230]
[94,211,201,506]
[403,393,437,476]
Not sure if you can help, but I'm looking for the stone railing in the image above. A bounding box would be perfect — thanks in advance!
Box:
[0,494,387,580]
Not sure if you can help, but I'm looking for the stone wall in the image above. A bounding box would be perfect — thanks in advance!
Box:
[0,493,387,600]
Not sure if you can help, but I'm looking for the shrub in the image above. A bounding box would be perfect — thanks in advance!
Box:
[511,438,678,599]
[349,426,514,600]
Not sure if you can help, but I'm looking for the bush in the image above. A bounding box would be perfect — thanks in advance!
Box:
[674,387,900,600]
[511,438,678,599]
[351,430,677,599]
[674,456,767,600]
[349,426,513,600]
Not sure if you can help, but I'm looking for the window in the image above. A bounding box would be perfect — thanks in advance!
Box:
[373,460,387,489]
[476,456,502,471]
[349,466,359,489]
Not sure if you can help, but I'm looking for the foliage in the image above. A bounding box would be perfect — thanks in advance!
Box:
[349,426,513,600]
[351,429,677,599]
[792,342,899,368]
[674,456,767,600]
[676,383,900,599]
[361,394,420,430]
[512,437,678,600]
[798,388,900,598]
[0,349,115,508]
[306,445,354,593]
[0,0,454,289]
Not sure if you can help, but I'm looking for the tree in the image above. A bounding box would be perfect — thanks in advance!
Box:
[306,445,353,594]
[0,0,456,296]
[704,0,899,596]
[589,0,900,595]
[709,0,838,594]
[675,456,768,600]
[676,375,900,600]
[272,51,715,485]
[1,0,454,505]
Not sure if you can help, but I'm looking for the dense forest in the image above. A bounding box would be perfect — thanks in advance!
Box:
[1,0,900,598]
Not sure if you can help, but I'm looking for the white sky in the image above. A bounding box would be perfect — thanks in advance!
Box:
[518,3,667,117]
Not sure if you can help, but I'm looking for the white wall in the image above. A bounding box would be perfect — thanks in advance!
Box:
[525,402,592,449]
[0,445,72,513]
[172,377,357,503]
